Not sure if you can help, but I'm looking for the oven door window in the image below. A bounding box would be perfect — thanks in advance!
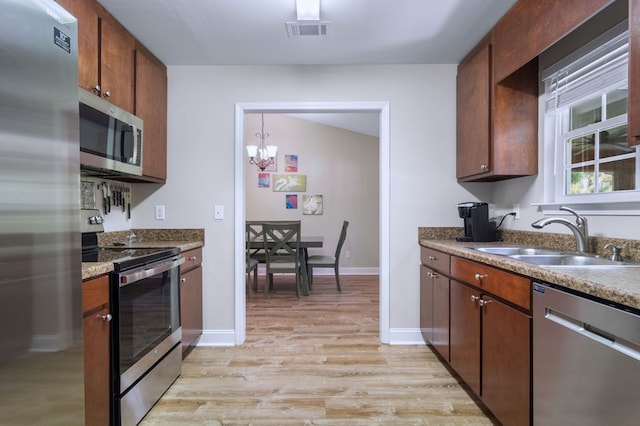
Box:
[117,268,180,375]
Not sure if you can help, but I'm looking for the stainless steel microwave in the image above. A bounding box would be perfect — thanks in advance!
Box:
[79,88,143,177]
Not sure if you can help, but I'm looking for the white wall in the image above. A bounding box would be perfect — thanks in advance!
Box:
[244,113,379,269]
[131,64,483,339]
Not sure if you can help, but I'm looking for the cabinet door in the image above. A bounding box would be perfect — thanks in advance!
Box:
[630,0,640,145]
[180,266,203,355]
[99,15,134,112]
[56,0,99,93]
[456,43,491,179]
[481,296,531,426]
[419,265,434,343]
[432,272,450,362]
[82,275,110,426]
[135,46,168,181]
[449,280,481,395]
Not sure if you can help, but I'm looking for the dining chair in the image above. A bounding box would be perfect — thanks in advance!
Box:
[245,223,259,299]
[307,220,349,291]
[262,221,302,298]
[246,221,266,263]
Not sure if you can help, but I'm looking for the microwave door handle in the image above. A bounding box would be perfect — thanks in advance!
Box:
[119,256,185,286]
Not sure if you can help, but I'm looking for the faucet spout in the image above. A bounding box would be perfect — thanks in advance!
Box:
[531,206,590,252]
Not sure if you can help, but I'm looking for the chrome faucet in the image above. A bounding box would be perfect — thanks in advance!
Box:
[531,206,590,253]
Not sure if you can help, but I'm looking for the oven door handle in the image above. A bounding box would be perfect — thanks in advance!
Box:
[119,256,185,286]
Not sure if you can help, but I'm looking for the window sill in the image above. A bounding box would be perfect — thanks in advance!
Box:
[532,201,640,216]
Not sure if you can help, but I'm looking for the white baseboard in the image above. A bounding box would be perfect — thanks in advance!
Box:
[257,266,379,275]
[388,328,426,345]
[197,329,235,347]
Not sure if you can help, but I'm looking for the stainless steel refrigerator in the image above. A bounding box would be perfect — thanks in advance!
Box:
[0,0,83,424]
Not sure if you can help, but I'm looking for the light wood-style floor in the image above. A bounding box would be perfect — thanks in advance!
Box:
[140,275,495,425]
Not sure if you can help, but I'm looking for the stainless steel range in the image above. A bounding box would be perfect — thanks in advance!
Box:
[81,210,184,426]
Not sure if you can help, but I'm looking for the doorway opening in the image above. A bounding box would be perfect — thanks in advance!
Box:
[234,102,390,345]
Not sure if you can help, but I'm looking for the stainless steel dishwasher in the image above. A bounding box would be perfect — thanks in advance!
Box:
[533,282,640,425]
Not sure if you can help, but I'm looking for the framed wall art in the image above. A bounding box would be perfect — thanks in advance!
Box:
[286,194,298,209]
[302,194,323,215]
[285,154,298,172]
[272,174,306,192]
[258,173,270,188]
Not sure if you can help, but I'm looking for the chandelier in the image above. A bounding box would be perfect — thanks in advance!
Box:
[246,114,277,171]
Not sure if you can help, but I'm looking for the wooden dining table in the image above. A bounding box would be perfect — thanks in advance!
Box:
[247,235,323,296]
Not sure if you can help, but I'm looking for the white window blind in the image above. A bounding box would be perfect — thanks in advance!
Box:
[544,28,628,113]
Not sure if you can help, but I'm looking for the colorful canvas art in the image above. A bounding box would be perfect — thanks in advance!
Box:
[258,173,270,188]
[286,194,298,209]
[302,194,323,215]
[285,154,298,172]
[272,174,307,192]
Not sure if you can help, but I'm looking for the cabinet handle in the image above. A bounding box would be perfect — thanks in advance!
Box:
[188,256,197,261]
[99,313,112,322]
[474,273,487,281]
[103,90,111,98]
[480,164,489,171]
[470,295,480,303]
[479,299,492,308]
[92,84,101,93]
[431,272,439,279]
[181,277,187,283]
[428,255,437,261]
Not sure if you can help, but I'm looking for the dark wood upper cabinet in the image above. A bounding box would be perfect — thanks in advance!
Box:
[493,0,614,83]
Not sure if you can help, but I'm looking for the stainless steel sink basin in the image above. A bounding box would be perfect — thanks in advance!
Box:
[509,254,640,268]
[470,246,640,268]
[471,247,565,256]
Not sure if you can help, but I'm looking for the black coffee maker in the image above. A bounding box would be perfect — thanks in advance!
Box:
[456,202,497,242]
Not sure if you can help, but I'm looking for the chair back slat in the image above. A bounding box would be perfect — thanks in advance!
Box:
[335,220,349,258]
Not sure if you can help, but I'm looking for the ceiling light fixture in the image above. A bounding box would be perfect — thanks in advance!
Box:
[296,0,320,21]
[246,114,277,172]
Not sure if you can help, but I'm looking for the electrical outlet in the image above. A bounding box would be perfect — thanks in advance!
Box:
[155,205,165,220]
[345,250,351,258]
[513,203,520,220]
[214,205,224,220]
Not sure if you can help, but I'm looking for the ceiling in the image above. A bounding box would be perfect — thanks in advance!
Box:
[97,0,517,66]
[95,0,517,137]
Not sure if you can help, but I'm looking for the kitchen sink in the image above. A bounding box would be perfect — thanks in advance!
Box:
[509,254,630,267]
[471,246,640,268]
[471,246,566,256]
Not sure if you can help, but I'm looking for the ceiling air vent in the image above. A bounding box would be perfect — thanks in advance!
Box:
[286,21,330,37]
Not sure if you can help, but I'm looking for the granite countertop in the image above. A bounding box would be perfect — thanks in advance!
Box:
[419,227,640,311]
[82,228,204,281]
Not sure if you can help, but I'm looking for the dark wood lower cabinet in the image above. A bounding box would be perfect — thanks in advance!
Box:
[449,280,481,396]
[482,295,531,426]
[426,252,532,425]
[83,275,111,426]
[180,247,203,356]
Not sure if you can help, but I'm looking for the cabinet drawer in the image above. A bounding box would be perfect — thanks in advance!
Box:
[83,274,109,314]
[451,257,530,311]
[420,247,450,274]
[182,247,202,272]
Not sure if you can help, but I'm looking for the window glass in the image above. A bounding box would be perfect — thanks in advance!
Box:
[599,157,635,192]
[568,164,595,194]
[599,124,631,160]
[569,97,601,131]
[606,88,628,118]
[568,134,595,163]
